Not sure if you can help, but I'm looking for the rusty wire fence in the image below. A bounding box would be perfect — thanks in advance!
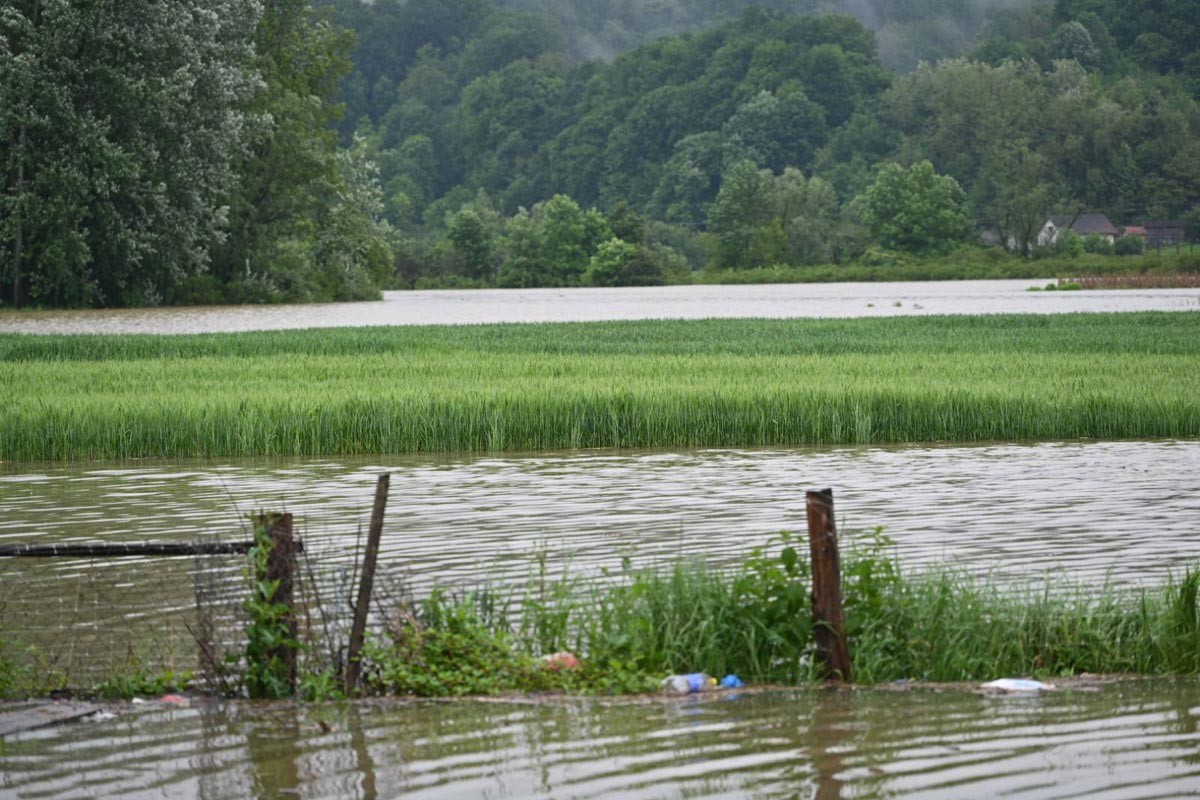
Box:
[0,536,401,693]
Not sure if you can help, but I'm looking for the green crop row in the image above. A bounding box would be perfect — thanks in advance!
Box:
[2,313,1197,460]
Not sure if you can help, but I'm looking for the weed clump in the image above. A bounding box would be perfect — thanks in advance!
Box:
[356,531,1200,696]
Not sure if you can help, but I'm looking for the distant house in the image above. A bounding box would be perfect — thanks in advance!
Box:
[1144,221,1186,248]
[1037,214,1120,246]
[1121,225,1147,239]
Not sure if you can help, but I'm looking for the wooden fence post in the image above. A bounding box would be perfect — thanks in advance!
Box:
[255,511,298,693]
[344,474,390,695]
[806,489,851,682]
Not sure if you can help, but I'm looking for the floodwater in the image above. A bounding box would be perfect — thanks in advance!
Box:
[1,280,1199,334]
[4,679,1200,798]
[2,440,1199,683]
[3,440,1198,593]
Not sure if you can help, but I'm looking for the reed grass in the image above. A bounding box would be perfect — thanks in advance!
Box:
[363,532,1200,695]
[2,313,1198,460]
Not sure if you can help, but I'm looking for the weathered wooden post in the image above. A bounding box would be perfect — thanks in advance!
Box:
[254,511,298,693]
[344,473,390,695]
[806,488,851,682]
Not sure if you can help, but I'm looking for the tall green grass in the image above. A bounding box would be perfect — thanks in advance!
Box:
[363,532,1200,696]
[2,313,1198,460]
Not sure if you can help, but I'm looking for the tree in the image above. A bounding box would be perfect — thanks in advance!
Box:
[311,138,393,300]
[771,168,843,265]
[1052,21,1099,68]
[495,194,610,287]
[707,160,774,269]
[649,132,725,226]
[1,0,260,307]
[721,86,827,173]
[854,161,972,254]
[209,0,361,303]
[447,208,496,281]
[583,238,666,286]
[985,147,1056,257]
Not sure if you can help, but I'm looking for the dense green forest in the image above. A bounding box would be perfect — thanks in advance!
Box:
[2,0,1199,306]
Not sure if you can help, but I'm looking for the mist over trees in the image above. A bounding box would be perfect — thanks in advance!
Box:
[326,0,1198,288]
[4,0,1200,306]
[491,0,1031,70]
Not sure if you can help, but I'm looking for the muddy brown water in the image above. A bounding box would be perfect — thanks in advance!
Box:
[3,680,1200,799]
[1,281,1199,334]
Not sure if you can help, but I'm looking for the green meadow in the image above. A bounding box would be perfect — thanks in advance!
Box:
[1,312,1198,461]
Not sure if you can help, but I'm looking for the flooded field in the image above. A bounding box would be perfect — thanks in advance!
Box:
[3,288,1199,798]
[4,679,1200,799]
[1,280,1198,334]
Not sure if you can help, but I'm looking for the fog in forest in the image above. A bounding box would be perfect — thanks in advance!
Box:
[494,0,1033,69]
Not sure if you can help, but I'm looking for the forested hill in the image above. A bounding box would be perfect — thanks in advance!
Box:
[327,0,1199,286]
[490,0,1030,70]
[2,0,1199,307]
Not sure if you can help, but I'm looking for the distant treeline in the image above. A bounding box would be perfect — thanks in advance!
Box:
[2,0,1199,306]
[328,0,1200,289]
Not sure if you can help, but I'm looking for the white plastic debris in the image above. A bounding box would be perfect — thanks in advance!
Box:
[980,678,1056,693]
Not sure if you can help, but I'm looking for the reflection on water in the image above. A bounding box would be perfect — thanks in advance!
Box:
[3,680,1200,799]
[1,281,1198,335]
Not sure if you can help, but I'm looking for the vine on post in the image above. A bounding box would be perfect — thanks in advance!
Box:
[245,512,298,699]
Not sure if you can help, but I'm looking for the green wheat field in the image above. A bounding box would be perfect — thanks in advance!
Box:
[2,312,1197,461]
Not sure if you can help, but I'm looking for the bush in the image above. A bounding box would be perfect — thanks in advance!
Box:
[1083,234,1114,255]
[583,239,667,287]
[1115,236,1145,256]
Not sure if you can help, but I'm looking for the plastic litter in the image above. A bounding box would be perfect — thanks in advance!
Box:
[661,673,717,694]
[980,678,1055,693]
[159,694,191,707]
[540,651,580,671]
[719,674,745,689]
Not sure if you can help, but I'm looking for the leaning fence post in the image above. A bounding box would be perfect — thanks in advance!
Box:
[806,488,851,682]
[253,511,298,695]
[344,473,390,695]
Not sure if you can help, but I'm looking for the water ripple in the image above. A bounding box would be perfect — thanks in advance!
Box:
[6,681,1200,799]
